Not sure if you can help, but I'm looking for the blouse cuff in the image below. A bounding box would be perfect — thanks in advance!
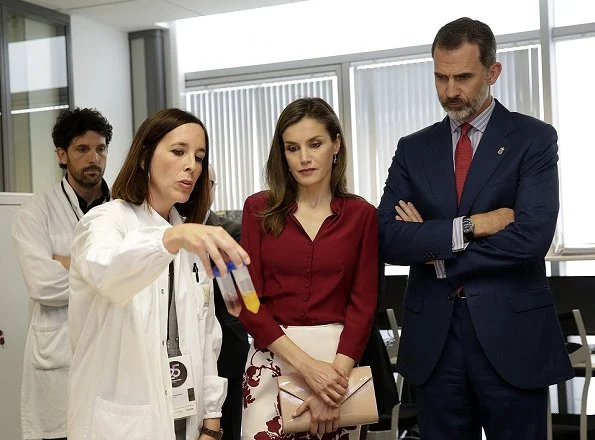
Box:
[252,326,285,351]
[203,411,223,420]
[336,343,363,364]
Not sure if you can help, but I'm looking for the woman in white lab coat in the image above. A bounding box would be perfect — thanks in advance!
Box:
[67,108,249,440]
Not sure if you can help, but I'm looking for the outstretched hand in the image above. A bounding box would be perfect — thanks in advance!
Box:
[163,224,250,278]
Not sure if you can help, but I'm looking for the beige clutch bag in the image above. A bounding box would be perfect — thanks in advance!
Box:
[277,366,378,433]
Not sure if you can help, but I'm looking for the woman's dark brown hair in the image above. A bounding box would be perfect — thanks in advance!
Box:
[111,108,210,224]
[261,97,353,236]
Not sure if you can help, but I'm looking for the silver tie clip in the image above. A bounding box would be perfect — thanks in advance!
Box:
[497,147,505,155]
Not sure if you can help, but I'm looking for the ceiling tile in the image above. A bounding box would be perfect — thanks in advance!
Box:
[68,0,197,31]
[26,0,133,12]
[23,0,309,31]
[168,0,304,16]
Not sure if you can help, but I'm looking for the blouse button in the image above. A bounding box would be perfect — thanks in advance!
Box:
[303,297,308,302]
[300,312,305,318]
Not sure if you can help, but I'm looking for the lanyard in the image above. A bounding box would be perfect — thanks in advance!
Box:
[61,181,81,222]
[167,261,181,357]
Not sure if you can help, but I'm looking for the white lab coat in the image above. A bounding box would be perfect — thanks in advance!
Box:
[12,176,90,439]
[67,199,227,440]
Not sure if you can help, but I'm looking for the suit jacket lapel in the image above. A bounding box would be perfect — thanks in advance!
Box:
[421,118,458,219]
[457,101,513,215]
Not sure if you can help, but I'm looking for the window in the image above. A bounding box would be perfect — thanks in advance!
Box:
[563,261,595,276]
[186,73,339,210]
[555,37,595,251]
[0,0,71,192]
[351,45,542,205]
[176,0,539,73]
[554,0,595,27]
[179,0,595,263]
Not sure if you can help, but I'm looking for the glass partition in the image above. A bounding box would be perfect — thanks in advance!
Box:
[7,11,68,192]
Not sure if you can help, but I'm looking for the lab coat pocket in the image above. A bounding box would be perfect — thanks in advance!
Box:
[90,397,154,440]
[31,320,71,370]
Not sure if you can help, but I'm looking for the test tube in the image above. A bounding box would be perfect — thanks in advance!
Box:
[212,263,241,317]
[230,263,260,314]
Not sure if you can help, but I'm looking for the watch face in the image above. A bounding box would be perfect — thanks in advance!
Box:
[463,218,473,234]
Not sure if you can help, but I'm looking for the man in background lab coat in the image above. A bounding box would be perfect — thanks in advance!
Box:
[12,107,113,440]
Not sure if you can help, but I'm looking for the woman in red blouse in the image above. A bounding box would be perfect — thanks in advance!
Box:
[239,98,378,440]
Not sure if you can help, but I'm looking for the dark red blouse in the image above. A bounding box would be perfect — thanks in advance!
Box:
[238,191,378,361]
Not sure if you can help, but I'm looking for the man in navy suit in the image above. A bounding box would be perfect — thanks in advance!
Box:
[378,17,573,439]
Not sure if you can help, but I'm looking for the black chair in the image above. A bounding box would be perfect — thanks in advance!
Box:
[366,308,419,440]
[549,277,595,335]
[360,319,399,440]
[549,309,595,440]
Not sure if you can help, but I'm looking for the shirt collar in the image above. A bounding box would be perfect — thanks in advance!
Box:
[70,176,110,214]
[449,96,496,134]
[136,202,183,226]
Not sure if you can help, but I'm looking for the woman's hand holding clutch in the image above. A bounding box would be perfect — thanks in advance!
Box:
[299,358,348,406]
[293,394,340,435]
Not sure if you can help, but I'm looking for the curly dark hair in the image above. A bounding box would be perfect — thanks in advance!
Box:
[52,107,113,169]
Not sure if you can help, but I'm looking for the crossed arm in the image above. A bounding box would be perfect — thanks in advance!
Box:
[53,255,70,270]
[379,128,559,281]
[396,199,514,243]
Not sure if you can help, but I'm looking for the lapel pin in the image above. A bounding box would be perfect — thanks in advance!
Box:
[497,147,505,155]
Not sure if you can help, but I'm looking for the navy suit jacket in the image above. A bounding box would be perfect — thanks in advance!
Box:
[378,100,573,389]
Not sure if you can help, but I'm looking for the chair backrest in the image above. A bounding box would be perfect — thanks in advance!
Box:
[549,309,592,440]
[558,310,591,375]
[549,277,595,334]
[381,275,408,325]
[385,308,400,364]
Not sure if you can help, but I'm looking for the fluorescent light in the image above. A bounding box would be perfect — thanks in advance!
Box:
[11,105,69,115]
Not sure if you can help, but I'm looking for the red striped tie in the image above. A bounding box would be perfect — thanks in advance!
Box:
[455,123,473,205]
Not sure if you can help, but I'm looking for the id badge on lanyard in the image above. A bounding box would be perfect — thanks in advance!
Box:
[169,354,198,418]
[167,261,197,418]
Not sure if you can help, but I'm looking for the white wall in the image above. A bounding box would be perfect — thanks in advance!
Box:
[70,15,133,186]
[0,194,33,440]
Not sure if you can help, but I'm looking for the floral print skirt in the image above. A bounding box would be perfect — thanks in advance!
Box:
[241,324,360,440]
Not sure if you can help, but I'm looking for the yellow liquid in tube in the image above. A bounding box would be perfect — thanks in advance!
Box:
[241,290,260,313]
